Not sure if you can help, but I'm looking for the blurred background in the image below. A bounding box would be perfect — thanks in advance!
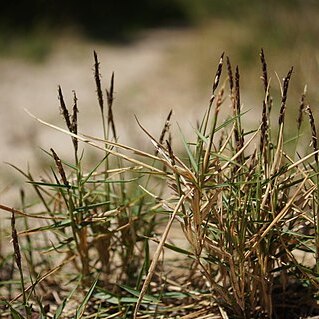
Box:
[1,0,319,204]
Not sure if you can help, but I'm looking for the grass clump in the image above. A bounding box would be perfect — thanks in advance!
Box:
[1,50,319,318]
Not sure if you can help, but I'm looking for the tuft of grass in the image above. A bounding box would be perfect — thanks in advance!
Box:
[1,50,319,319]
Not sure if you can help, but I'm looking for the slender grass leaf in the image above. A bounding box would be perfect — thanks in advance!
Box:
[85,177,140,184]
[20,220,71,234]
[5,303,24,319]
[27,181,76,189]
[81,153,109,185]
[75,201,110,212]
[54,284,78,319]
[120,285,160,303]
[94,292,119,305]
[75,277,99,318]
[162,242,193,256]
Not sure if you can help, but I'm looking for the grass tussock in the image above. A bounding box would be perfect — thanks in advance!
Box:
[1,50,319,319]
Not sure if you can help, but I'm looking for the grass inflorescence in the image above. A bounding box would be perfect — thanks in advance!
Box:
[1,50,319,318]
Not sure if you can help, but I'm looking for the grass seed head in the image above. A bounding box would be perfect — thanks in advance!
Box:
[58,85,72,131]
[71,90,78,151]
[156,109,173,156]
[260,48,269,94]
[11,212,22,272]
[226,55,234,94]
[235,65,241,115]
[106,71,117,139]
[210,52,224,103]
[94,50,104,114]
[305,104,318,164]
[297,85,307,131]
[278,67,293,125]
[50,148,69,187]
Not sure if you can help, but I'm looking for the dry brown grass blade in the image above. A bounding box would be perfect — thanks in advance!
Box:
[271,124,284,174]
[245,176,308,259]
[203,86,225,175]
[10,255,76,303]
[180,308,219,319]
[283,152,315,188]
[218,306,230,319]
[156,109,173,156]
[220,124,261,171]
[135,115,197,182]
[259,120,286,211]
[83,132,166,163]
[134,114,176,166]
[82,115,183,175]
[133,193,187,319]
[0,204,65,221]
[25,109,166,174]
[287,149,319,172]
[219,125,235,154]
[259,125,284,211]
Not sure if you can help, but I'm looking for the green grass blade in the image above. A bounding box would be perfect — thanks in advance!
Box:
[177,124,198,173]
[75,277,99,318]
[120,285,160,303]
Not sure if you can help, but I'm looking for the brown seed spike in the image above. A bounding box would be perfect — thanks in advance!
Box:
[211,52,224,102]
[260,100,268,153]
[51,148,69,187]
[11,212,22,272]
[260,48,269,94]
[106,72,114,107]
[166,139,175,166]
[58,86,72,131]
[305,105,318,165]
[260,50,269,154]
[226,56,233,93]
[71,90,79,152]
[235,66,241,115]
[94,51,104,114]
[278,67,293,125]
[106,72,116,139]
[71,91,78,134]
[156,110,173,156]
[297,85,307,131]
[159,110,173,145]
[215,87,224,116]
